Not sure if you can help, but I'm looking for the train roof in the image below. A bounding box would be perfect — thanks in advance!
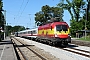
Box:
[38,22,69,29]
[18,28,38,33]
[39,22,68,26]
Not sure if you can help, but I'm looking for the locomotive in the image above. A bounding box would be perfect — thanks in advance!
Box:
[37,21,71,46]
[16,21,71,46]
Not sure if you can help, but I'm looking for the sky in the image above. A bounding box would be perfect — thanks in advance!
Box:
[3,0,71,29]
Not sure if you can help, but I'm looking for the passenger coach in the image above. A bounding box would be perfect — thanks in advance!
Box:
[18,28,38,40]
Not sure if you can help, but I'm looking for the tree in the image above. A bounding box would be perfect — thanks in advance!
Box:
[35,5,64,26]
[50,7,63,21]
[70,19,85,37]
[0,0,4,41]
[57,0,85,22]
[6,25,12,36]
[6,25,25,36]
[0,0,4,30]
[57,0,88,37]
[0,0,3,11]
[11,26,25,32]
[87,0,90,21]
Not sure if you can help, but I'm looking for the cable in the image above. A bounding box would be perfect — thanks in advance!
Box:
[11,0,25,26]
[17,0,29,22]
[15,0,25,19]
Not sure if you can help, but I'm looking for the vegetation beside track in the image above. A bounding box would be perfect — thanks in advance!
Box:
[77,36,90,41]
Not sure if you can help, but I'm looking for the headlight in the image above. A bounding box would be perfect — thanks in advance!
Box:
[55,34,57,37]
[68,34,71,37]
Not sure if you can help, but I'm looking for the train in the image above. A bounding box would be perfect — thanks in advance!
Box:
[15,21,71,46]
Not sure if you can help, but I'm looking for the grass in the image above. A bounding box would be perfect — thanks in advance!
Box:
[78,36,90,41]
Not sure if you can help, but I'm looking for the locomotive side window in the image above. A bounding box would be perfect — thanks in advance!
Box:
[51,26,52,30]
[62,25,68,31]
[56,25,68,31]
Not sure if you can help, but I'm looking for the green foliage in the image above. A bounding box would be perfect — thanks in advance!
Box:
[0,0,4,30]
[35,5,64,26]
[11,26,25,32]
[57,0,90,37]
[57,0,85,22]
[78,36,90,41]
[70,19,85,37]
[6,25,25,36]
[0,0,3,11]
[0,0,4,41]
[87,12,90,29]
[0,13,4,29]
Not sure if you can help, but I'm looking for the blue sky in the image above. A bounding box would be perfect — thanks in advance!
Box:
[3,0,71,28]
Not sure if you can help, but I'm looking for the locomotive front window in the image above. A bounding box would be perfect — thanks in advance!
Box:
[56,25,68,31]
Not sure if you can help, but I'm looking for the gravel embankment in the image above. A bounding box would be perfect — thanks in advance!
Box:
[15,37,59,60]
[71,38,90,47]
[15,37,90,60]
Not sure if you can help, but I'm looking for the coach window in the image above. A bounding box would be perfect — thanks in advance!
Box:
[21,32,22,34]
[33,31,35,34]
[51,26,52,30]
[28,31,31,34]
[25,32,26,34]
[24,32,26,34]
[33,30,36,34]
[31,31,33,35]
[24,32,25,34]
[23,32,25,34]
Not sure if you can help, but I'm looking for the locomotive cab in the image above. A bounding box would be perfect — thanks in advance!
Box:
[55,24,69,38]
[54,23,71,45]
[38,21,71,46]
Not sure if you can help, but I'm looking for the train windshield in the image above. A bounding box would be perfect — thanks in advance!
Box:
[56,25,68,31]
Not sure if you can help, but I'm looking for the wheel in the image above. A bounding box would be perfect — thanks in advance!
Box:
[64,43,68,46]
[50,41,53,46]
[52,42,56,46]
[62,43,68,47]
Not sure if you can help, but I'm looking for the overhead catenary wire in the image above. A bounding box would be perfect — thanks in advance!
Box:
[7,0,25,26]
[15,0,25,19]
[16,0,30,24]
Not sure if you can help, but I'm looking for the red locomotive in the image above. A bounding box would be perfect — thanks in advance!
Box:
[16,21,71,46]
[37,21,71,46]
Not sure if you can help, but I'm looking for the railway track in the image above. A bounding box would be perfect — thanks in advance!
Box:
[11,36,90,60]
[10,36,47,60]
[11,39,27,60]
[35,36,90,58]
[58,44,90,58]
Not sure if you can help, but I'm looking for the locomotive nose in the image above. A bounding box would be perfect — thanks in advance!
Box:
[59,34,68,38]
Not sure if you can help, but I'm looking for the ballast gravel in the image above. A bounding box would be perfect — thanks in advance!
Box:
[16,37,90,60]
